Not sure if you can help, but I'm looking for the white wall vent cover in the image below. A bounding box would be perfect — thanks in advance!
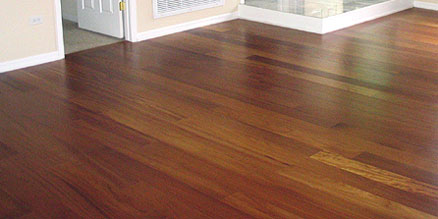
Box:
[153,0,225,18]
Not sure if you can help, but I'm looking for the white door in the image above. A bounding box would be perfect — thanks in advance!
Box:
[77,0,124,38]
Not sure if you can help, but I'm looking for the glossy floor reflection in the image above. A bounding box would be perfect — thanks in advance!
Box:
[1,9,438,218]
[244,0,390,18]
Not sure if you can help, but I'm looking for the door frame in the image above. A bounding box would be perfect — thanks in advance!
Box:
[54,0,138,58]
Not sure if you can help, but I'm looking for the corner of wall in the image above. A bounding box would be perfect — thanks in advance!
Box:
[1,0,65,74]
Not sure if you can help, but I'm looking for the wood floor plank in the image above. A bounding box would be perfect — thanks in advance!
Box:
[0,188,30,218]
[279,166,436,219]
[1,8,437,218]
[353,152,438,186]
[311,151,438,198]
[222,192,303,219]
[175,110,319,165]
[280,153,438,216]
[0,140,17,161]
[211,104,438,173]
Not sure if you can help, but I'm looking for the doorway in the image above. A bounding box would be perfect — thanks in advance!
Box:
[62,19,122,54]
[58,0,136,54]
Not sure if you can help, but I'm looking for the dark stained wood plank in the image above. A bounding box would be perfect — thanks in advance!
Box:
[0,140,17,160]
[50,149,252,218]
[0,189,30,218]
[0,8,437,218]
[246,54,436,101]
[0,159,84,218]
[311,151,438,199]
[278,165,436,219]
[354,152,438,186]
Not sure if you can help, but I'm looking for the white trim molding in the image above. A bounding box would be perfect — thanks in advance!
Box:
[135,12,238,42]
[0,52,63,73]
[125,0,138,42]
[55,0,65,60]
[322,0,413,33]
[414,1,438,10]
[239,5,322,33]
[239,0,412,34]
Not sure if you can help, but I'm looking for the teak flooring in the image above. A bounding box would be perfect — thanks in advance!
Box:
[1,8,438,218]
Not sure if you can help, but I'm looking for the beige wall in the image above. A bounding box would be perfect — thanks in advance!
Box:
[136,0,239,32]
[1,0,238,63]
[0,0,58,62]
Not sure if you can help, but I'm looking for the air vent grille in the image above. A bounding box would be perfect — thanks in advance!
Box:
[153,0,225,18]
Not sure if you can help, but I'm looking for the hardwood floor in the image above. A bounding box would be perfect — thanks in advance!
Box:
[1,8,438,218]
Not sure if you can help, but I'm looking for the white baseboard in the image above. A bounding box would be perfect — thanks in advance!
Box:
[322,0,413,33]
[414,1,438,10]
[135,12,238,42]
[239,0,412,34]
[62,13,78,23]
[239,5,323,33]
[0,51,64,74]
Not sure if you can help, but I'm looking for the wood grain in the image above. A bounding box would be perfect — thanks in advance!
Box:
[354,152,438,186]
[311,151,438,198]
[279,165,436,219]
[1,8,438,218]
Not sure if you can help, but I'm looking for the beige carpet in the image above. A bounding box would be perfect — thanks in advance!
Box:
[62,19,122,54]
